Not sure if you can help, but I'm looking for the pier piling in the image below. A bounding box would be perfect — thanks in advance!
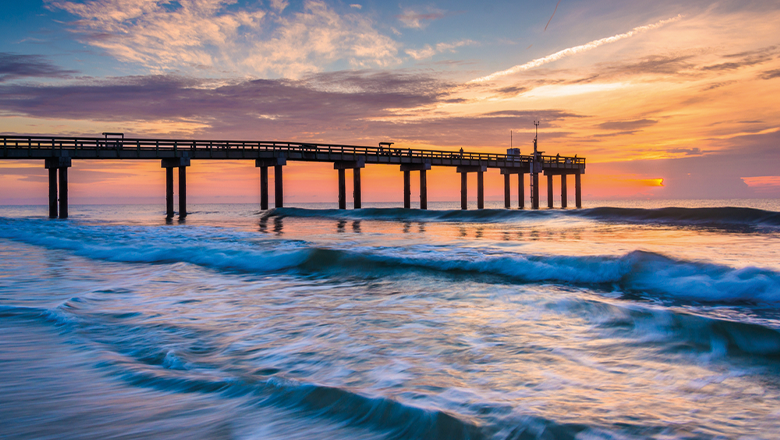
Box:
[45,157,71,219]
[561,174,567,209]
[460,172,467,210]
[260,166,269,210]
[404,170,411,209]
[547,174,554,209]
[162,155,190,218]
[48,167,57,218]
[504,174,510,209]
[275,165,283,208]
[477,171,485,210]
[420,169,427,210]
[338,168,347,209]
[165,167,174,218]
[519,173,525,209]
[575,172,582,209]
[58,166,68,219]
[354,168,362,209]
[179,166,187,217]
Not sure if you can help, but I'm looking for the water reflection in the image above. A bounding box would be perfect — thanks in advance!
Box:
[352,220,361,233]
[337,220,347,233]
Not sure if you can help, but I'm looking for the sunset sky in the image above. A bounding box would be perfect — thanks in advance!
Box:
[1,0,779,205]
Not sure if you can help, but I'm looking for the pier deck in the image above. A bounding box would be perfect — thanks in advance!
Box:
[2,135,586,218]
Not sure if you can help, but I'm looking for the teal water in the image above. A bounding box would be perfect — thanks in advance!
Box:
[1,200,780,439]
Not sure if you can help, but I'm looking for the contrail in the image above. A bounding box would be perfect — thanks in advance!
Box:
[544,0,562,32]
[469,15,682,84]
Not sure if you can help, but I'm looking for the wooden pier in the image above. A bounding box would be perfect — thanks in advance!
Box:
[1,134,586,218]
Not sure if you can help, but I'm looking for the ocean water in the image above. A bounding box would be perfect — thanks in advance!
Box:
[1,200,780,439]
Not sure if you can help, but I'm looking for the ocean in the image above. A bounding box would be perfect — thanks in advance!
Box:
[1,199,779,439]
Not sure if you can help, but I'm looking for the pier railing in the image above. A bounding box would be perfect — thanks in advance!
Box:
[1,135,586,166]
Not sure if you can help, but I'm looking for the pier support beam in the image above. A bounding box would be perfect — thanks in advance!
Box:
[547,174,554,209]
[477,171,484,210]
[403,170,411,209]
[179,166,187,217]
[166,167,174,218]
[456,165,487,210]
[532,173,540,210]
[561,174,567,209]
[420,170,427,210]
[334,158,365,209]
[338,168,347,209]
[162,155,191,218]
[501,167,529,210]
[519,173,525,209]
[354,168,362,209]
[575,172,582,209]
[460,172,467,210]
[256,157,287,210]
[58,166,68,219]
[275,165,283,208]
[48,167,57,218]
[504,174,510,209]
[400,162,431,209]
[260,166,269,210]
[45,157,72,219]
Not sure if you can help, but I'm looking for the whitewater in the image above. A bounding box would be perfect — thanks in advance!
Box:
[1,199,780,439]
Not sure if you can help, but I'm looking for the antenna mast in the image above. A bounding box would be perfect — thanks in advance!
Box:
[533,120,539,155]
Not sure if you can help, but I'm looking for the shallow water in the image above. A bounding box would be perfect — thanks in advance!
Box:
[1,200,779,439]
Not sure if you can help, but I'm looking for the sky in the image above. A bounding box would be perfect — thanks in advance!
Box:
[1,0,779,204]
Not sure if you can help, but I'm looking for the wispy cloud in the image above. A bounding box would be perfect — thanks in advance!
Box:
[469,15,683,83]
[405,40,475,60]
[396,7,447,29]
[48,0,399,78]
[0,52,77,82]
[762,69,780,80]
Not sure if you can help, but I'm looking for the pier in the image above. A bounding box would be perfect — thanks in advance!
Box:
[2,134,585,218]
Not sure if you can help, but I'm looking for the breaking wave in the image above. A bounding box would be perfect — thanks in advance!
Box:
[265,206,780,229]
[1,217,778,304]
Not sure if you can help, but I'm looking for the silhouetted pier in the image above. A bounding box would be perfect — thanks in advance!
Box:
[2,134,586,218]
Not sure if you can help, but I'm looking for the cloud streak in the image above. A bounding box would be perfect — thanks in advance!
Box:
[0,53,77,82]
[469,15,683,83]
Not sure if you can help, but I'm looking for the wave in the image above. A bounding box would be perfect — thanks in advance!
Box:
[1,218,779,304]
[575,206,780,228]
[265,206,780,229]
